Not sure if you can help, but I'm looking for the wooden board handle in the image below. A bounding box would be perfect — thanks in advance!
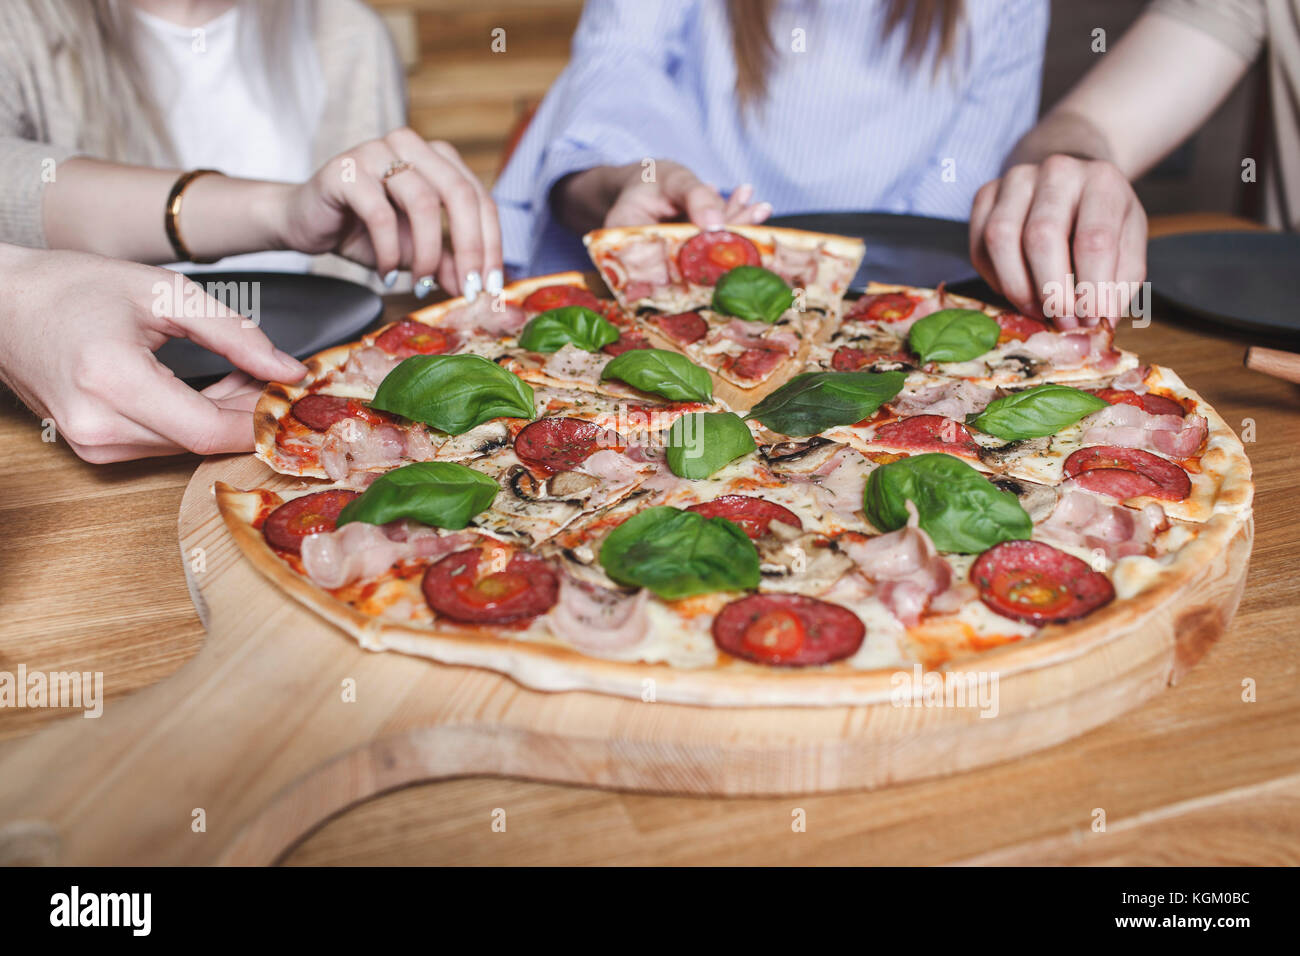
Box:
[1244,347,1300,385]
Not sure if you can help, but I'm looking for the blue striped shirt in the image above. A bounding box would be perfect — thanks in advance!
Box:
[493,0,1049,276]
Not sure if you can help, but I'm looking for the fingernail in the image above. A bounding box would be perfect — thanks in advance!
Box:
[383,269,399,288]
[274,348,307,375]
[752,202,773,222]
[733,183,754,204]
[485,269,503,295]
[414,276,436,300]
[463,270,482,303]
[699,209,724,230]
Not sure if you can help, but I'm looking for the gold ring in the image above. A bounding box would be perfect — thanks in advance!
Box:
[381,160,413,183]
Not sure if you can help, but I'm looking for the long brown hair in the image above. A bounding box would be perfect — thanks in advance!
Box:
[729,0,966,108]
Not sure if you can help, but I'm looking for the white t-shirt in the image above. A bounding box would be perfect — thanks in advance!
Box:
[134,6,323,272]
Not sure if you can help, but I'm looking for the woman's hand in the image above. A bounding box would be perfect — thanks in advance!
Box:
[555,160,771,235]
[0,245,307,464]
[276,128,502,301]
[969,155,1147,328]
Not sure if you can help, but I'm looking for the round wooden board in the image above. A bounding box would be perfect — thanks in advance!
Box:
[0,452,1251,866]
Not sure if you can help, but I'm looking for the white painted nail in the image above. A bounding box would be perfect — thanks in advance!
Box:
[485,269,503,295]
[383,269,399,288]
[463,270,482,303]
[414,276,436,299]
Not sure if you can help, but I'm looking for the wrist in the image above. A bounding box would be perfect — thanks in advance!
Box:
[247,180,296,253]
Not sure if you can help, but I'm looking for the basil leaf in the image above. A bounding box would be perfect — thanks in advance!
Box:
[746,370,905,437]
[336,462,498,529]
[968,384,1109,441]
[712,266,795,324]
[517,306,619,353]
[908,309,1000,364]
[666,412,757,479]
[600,348,713,403]
[371,354,534,435]
[864,453,1032,554]
[599,506,759,599]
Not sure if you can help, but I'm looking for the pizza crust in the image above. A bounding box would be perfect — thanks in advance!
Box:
[214,477,1251,707]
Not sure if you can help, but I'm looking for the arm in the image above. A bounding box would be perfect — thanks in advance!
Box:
[31,131,502,300]
[1009,12,1256,177]
[969,10,1259,324]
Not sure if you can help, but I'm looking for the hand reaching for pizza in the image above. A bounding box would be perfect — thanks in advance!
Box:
[554,160,771,235]
[276,127,503,302]
[969,155,1147,329]
[0,244,307,464]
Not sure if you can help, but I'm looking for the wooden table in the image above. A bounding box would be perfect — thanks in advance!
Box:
[1,214,1296,865]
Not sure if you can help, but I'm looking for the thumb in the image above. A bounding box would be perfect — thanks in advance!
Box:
[660,168,726,230]
[150,276,307,383]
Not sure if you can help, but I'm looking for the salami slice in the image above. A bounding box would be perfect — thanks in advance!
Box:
[374,319,456,357]
[602,331,653,356]
[995,311,1049,342]
[1063,445,1192,501]
[873,414,978,456]
[514,417,620,473]
[677,230,761,286]
[971,539,1114,624]
[847,292,916,323]
[521,285,603,313]
[423,547,560,624]
[292,395,394,432]
[686,495,803,539]
[726,346,786,381]
[263,490,359,554]
[1091,388,1185,417]
[651,310,708,345]
[713,594,865,666]
[831,345,910,371]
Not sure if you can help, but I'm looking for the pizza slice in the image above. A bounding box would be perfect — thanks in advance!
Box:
[808,281,1138,387]
[584,223,864,314]
[582,224,865,391]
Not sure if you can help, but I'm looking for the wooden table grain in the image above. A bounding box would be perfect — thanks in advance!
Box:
[1,214,1296,865]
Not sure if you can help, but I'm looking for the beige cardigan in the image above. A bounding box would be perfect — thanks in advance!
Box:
[0,0,407,266]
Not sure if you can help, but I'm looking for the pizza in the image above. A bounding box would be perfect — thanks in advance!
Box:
[216,223,1254,707]
[583,224,864,391]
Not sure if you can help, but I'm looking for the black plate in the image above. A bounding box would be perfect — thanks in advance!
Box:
[1147,231,1300,337]
[154,271,384,382]
[766,211,977,289]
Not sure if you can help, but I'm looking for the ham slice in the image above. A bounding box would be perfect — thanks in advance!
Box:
[301,523,475,589]
[889,380,994,420]
[319,418,438,481]
[837,506,956,627]
[1036,486,1167,561]
[443,297,528,337]
[1110,366,1149,392]
[718,320,799,354]
[548,576,651,652]
[338,346,404,390]
[771,240,819,288]
[1014,326,1122,371]
[1080,403,1208,459]
[609,237,671,301]
[572,449,653,509]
